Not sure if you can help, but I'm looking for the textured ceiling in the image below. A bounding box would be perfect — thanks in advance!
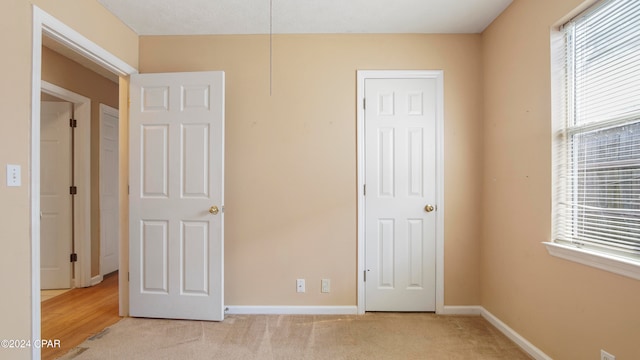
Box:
[97,0,513,35]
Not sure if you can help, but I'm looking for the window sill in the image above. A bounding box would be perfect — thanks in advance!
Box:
[543,242,640,281]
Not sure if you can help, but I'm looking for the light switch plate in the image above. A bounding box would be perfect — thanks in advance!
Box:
[7,164,21,187]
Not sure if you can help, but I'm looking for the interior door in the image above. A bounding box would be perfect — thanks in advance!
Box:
[129,71,225,321]
[40,101,73,290]
[100,104,120,275]
[364,78,437,311]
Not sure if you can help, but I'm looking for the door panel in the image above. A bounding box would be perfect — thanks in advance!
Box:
[141,220,169,293]
[40,101,73,290]
[130,71,224,321]
[365,78,437,311]
[141,125,169,197]
[182,221,209,294]
[182,124,210,197]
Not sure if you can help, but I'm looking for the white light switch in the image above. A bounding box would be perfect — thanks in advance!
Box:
[7,164,21,187]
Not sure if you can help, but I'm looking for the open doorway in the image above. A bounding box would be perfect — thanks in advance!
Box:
[39,41,121,360]
[31,6,137,360]
[41,42,121,286]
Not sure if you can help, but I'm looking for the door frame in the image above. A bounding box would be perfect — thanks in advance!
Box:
[41,81,92,289]
[356,70,445,314]
[31,6,137,359]
[99,103,120,277]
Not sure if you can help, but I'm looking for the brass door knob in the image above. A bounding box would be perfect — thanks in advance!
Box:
[209,205,219,215]
[424,204,435,213]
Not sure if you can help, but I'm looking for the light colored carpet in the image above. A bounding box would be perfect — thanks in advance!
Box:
[59,313,531,359]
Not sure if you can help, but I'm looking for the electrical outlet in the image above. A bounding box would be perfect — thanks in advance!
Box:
[296,279,305,293]
[321,279,330,293]
[601,349,615,360]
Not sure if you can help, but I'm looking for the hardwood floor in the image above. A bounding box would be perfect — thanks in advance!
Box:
[41,272,120,360]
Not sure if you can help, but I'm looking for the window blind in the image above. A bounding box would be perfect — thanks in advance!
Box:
[555,0,640,260]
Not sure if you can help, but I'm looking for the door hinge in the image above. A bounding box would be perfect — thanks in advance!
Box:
[128,272,130,282]
[363,98,366,110]
[70,253,78,262]
[363,184,366,196]
[70,186,77,195]
[364,270,367,282]
[69,118,77,128]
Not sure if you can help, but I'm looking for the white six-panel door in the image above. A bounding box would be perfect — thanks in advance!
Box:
[40,101,73,290]
[129,71,225,321]
[100,104,120,276]
[364,78,437,311]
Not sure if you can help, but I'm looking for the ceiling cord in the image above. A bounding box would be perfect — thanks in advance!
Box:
[270,0,273,96]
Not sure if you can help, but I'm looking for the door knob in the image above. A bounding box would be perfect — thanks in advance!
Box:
[424,204,435,213]
[209,205,219,215]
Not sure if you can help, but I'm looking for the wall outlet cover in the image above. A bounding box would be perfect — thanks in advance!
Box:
[601,349,615,360]
[296,279,305,293]
[321,279,330,293]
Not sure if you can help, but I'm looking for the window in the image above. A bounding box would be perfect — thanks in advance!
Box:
[549,0,640,277]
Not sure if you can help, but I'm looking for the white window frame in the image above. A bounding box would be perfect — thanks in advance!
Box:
[545,0,640,281]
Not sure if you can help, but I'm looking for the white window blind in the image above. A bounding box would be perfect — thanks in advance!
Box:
[554,0,640,261]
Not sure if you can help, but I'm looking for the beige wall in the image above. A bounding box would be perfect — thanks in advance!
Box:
[6,0,635,359]
[0,1,136,358]
[139,34,484,306]
[41,46,119,277]
[482,0,639,358]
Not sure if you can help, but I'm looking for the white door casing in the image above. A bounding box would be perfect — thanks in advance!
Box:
[357,70,445,314]
[100,104,120,276]
[40,101,73,290]
[129,71,225,321]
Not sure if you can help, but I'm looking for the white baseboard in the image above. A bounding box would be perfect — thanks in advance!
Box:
[480,308,552,360]
[90,274,104,286]
[439,306,551,359]
[225,306,358,315]
[440,305,483,315]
